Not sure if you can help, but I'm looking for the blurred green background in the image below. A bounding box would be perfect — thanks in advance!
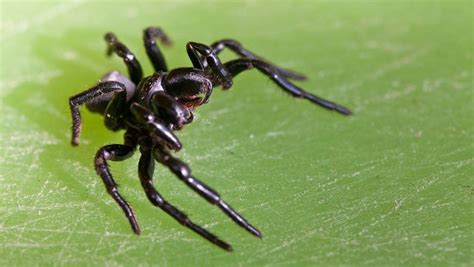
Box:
[1,1,472,266]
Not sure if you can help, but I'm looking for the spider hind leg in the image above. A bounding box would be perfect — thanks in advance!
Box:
[69,81,128,146]
[143,26,172,72]
[105,32,143,85]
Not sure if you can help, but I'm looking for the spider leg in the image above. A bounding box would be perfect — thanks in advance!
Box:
[69,81,127,146]
[223,58,352,115]
[95,129,139,234]
[143,26,172,72]
[105,32,143,85]
[210,39,307,81]
[153,148,262,239]
[137,142,232,251]
[186,42,233,89]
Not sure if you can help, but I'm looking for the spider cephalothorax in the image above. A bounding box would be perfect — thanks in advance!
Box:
[69,26,351,251]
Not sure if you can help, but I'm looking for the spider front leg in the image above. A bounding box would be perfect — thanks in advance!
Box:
[143,26,172,72]
[186,42,233,89]
[209,39,307,81]
[105,32,143,85]
[223,58,352,115]
[153,148,262,238]
[69,81,127,146]
[95,129,140,234]
[138,141,232,251]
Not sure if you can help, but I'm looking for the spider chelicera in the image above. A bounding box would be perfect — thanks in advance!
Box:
[68,26,351,251]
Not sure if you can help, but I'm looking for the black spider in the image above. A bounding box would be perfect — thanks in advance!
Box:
[68,26,351,251]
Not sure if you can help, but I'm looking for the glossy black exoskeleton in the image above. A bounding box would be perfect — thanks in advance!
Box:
[69,26,351,251]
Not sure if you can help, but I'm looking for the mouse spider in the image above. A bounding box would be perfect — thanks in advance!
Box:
[68,26,351,251]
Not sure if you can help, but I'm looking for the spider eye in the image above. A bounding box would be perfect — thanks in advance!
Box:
[144,114,154,122]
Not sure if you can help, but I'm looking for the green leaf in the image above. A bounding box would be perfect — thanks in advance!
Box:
[1,1,472,266]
